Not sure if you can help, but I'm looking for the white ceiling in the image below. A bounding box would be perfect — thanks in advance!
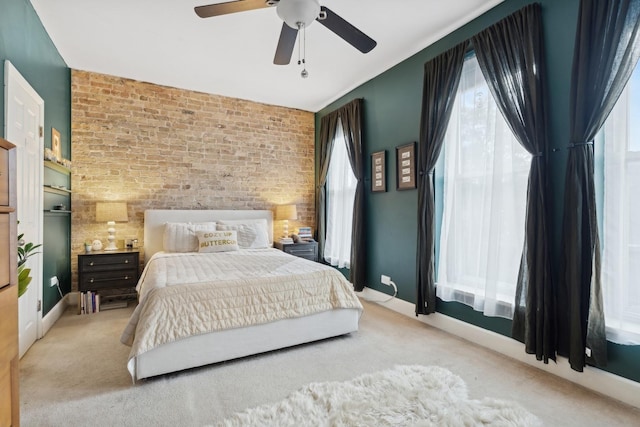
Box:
[30,0,502,112]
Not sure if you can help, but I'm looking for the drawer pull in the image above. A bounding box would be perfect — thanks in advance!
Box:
[124,260,129,264]
[85,276,134,284]
[90,261,94,266]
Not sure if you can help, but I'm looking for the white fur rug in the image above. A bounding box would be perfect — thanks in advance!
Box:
[216,365,541,426]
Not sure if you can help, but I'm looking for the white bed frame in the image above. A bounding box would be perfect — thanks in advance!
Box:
[131,209,361,381]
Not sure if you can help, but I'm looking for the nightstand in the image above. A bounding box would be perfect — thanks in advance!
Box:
[274,241,318,262]
[78,250,139,309]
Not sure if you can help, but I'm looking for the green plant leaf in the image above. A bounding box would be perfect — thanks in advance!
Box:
[18,267,32,297]
[18,266,30,280]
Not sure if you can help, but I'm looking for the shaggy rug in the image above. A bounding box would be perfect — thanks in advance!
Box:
[216,365,541,426]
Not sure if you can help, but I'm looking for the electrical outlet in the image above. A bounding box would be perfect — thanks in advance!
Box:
[381,274,391,285]
[50,276,59,287]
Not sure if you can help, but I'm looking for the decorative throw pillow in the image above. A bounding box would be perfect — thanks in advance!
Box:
[163,222,217,252]
[216,219,270,249]
[196,230,239,253]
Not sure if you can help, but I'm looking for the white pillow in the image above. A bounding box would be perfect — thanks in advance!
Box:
[196,230,239,253]
[216,219,270,249]
[163,222,217,252]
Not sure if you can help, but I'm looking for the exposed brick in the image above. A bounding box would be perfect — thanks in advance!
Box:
[71,70,315,291]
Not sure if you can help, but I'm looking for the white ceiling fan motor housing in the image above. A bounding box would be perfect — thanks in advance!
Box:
[277,0,320,29]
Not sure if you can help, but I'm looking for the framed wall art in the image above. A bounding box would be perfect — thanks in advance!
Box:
[396,142,416,190]
[371,150,386,192]
[51,128,62,160]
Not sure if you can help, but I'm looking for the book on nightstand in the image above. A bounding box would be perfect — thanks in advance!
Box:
[297,226,312,239]
[278,237,294,244]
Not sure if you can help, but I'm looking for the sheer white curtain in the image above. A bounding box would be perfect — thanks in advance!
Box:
[436,55,531,319]
[601,65,640,345]
[324,120,357,268]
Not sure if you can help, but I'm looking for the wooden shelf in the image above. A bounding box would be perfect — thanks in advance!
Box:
[44,160,71,175]
[44,185,71,196]
[44,209,71,214]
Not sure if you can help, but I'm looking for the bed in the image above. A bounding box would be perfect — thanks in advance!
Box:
[120,209,363,381]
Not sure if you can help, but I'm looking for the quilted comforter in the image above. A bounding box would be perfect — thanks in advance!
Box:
[120,249,362,364]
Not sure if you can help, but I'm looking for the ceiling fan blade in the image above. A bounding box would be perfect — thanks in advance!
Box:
[273,23,298,65]
[195,0,272,18]
[316,6,376,53]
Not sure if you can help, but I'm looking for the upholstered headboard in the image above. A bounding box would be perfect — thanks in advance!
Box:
[143,209,273,261]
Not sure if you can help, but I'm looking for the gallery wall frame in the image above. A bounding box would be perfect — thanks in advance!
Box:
[396,142,416,190]
[51,128,61,160]
[371,150,386,192]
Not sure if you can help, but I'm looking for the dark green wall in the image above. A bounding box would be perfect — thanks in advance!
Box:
[316,0,640,383]
[1,0,72,314]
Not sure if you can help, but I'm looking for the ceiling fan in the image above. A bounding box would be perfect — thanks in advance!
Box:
[194,0,377,66]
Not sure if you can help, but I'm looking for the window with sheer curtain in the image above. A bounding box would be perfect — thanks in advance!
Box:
[600,63,640,345]
[324,120,357,268]
[436,54,531,319]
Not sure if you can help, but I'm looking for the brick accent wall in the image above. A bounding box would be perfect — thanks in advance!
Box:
[71,70,315,290]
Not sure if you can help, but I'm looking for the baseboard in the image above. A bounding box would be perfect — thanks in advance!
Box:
[359,287,640,410]
[68,291,78,307]
[42,292,72,336]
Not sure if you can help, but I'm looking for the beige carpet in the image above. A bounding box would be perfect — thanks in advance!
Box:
[20,300,640,426]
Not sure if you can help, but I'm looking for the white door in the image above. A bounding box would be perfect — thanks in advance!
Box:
[4,60,44,358]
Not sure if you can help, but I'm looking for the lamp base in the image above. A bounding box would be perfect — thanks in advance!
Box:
[105,221,118,250]
[104,242,118,251]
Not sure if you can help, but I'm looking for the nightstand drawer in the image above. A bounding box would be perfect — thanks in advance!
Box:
[80,252,137,272]
[79,268,138,291]
[286,246,316,257]
[275,241,318,262]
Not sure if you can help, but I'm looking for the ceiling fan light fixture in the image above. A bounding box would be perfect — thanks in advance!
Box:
[277,0,320,29]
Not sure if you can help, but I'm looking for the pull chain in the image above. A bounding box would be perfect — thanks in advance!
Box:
[296,22,308,78]
[297,22,302,67]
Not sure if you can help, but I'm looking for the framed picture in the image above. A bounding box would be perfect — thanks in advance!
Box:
[371,150,386,192]
[396,142,416,190]
[51,128,61,160]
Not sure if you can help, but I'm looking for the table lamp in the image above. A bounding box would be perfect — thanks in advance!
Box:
[275,204,297,238]
[96,202,128,251]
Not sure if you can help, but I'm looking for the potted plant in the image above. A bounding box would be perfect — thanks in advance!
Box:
[17,223,42,297]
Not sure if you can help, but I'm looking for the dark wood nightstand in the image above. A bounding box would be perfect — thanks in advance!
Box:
[274,241,318,262]
[78,250,139,309]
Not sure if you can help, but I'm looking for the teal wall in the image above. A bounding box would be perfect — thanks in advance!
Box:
[316,0,640,383]
[1,0,72,314]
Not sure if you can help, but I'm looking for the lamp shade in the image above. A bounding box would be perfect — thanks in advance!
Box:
[275,204,298,221]
[96,202,128,222]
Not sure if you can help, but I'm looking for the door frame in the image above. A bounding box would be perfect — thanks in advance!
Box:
[4,60,45,354]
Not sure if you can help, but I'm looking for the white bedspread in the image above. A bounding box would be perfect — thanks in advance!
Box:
[121,249,362,363]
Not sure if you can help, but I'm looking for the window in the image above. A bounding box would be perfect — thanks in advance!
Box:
[324,120,357,268]
[436,54,531,319]
[600,63,640,345]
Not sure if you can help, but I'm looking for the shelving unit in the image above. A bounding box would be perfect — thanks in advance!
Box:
[43,160,72,211]
[43,158,72,313]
